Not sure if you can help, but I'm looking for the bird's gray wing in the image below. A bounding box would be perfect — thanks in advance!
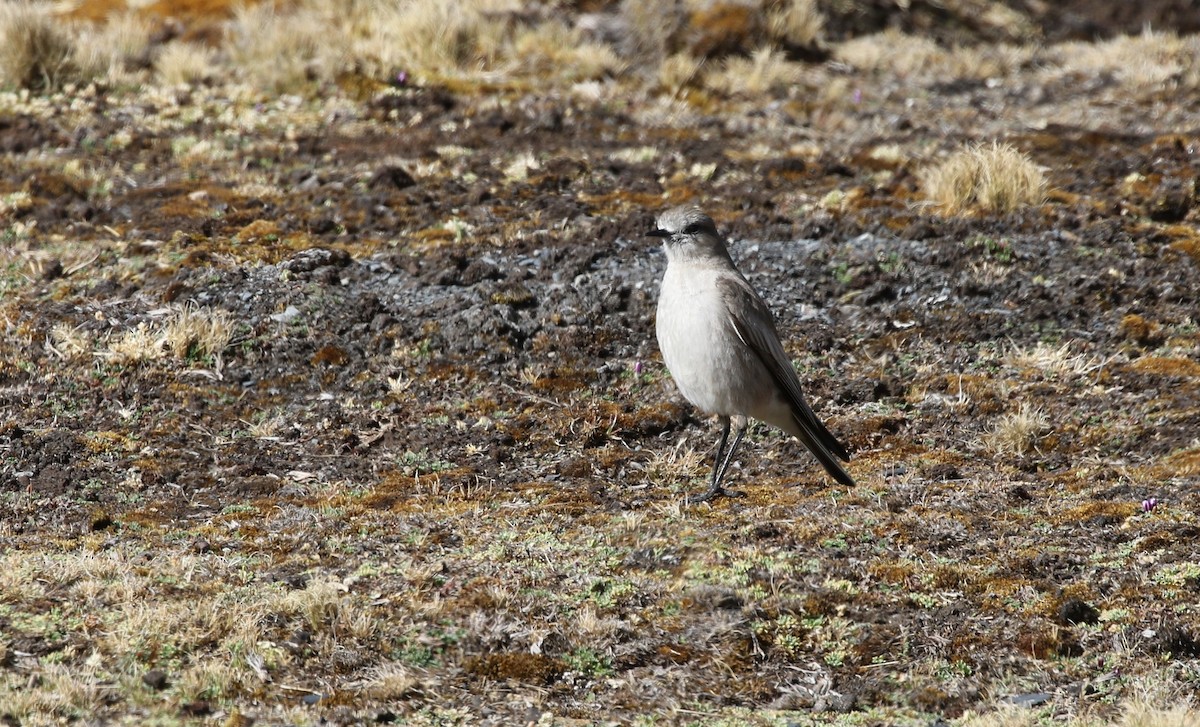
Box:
[717,275,855,484]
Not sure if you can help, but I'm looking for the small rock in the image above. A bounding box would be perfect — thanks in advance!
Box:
[286,627,313,654]
[1009,484,1033,502]
[1159,625,1200,658]
[142,669,169,691]
[181,700,212,716]
[270,305,301,323]
[686,584,743,611]
[369,165,416,190]
[223,710,255,727]
[922,463,961,481]
[310,344,350,367]
[190,537,212,554]
[90,510,114,532]
[555,457,593,478]
[532,631,570,658]
[41,259,64,280]
[1003,692,1053,708]
[283,247,351,274]
[1057,598,1099,625]
[1148,180,1192,222]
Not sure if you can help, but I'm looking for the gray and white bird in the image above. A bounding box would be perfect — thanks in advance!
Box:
[650,206,855,502]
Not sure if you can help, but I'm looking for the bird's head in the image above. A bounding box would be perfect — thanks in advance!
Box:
[647,206,731,264]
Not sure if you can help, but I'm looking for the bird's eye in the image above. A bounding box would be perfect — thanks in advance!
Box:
[682,223,702,235]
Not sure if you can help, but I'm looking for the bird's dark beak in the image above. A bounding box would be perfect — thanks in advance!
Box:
[647,228,670,238]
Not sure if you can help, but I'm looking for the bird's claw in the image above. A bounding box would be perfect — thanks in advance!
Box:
[687,486,746,504]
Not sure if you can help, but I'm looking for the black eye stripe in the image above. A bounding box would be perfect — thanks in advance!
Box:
[682,223,702,234]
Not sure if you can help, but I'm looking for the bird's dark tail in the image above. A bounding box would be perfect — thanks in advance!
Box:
[791,406,856,486]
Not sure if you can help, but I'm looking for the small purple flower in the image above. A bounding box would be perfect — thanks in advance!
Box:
[396,71,409,86]
[633,361,644,376]
[1142,497,1157,513]
[853,88,862,104]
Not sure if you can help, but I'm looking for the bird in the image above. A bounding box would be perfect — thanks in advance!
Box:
[649,205,855,502]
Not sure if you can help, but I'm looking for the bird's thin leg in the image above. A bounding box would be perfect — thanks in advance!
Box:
[710,417,731,489]
[691,417,748,503]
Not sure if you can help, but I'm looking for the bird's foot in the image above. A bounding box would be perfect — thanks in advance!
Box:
[687,486,746,504]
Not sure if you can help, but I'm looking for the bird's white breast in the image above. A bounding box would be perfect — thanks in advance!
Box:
[656,261,772,416]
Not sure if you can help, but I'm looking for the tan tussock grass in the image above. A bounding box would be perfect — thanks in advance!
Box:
[768,0,824,48]
[104,321,164,364]
[360,0,503,81]
[510,20,623,83]
[641,440,706,488]
[1119,699,1200,727]
[920,142,1046,214]
[704,46,804,96]
[960,697,1200,727]
[71,12,152,84]
[944,42,1032,81]
[833,21,1034,83]
[47,322,93,360]
[1004,341,1103,379]
[0,0,76,91]
[958,705,1045,727]
[225,1,340,92]
[364,662,423,700]
[101,305,233,366]
[0,189,33,217]
[154,41,217,86]
[277,577,348,632]
[246,413,287,439]
[1047,29,1194,96]
[618,0,683,67]
[834,29,944,78]
[657,51,704,95]
[1,657,115,721]
[162,303,235,362]
[985,403,1049,457]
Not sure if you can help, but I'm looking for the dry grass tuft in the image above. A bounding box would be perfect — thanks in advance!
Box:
[154,41,217,85]
[225,2,337,92]
[0,1,76,91]
[1005,341,1102,379]
[277,578,347,632]
[986,403,1049,456]
[657,51,704,95]
[945,42,1032,81]
[920,142,1047,214]
[641,439,706,488]
[162,304,235,362]
[1120,699,1200,727]
[511,20,622,82]
[72,12,153,84]
[834,29,943,77]
[768,0,824,48]
[961,698,1200,727]
[102,305,234,366]
[1047,29,1192,96]
[361,0,502,81]
[364,662,423,700]
[616,0,683,69]
[105,322,164,364]
[958,705,1044,727]
[47,322,93,360]
[704,46,803,96]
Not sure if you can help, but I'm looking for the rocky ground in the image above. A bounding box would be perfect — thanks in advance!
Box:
[1,1,1199,725]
